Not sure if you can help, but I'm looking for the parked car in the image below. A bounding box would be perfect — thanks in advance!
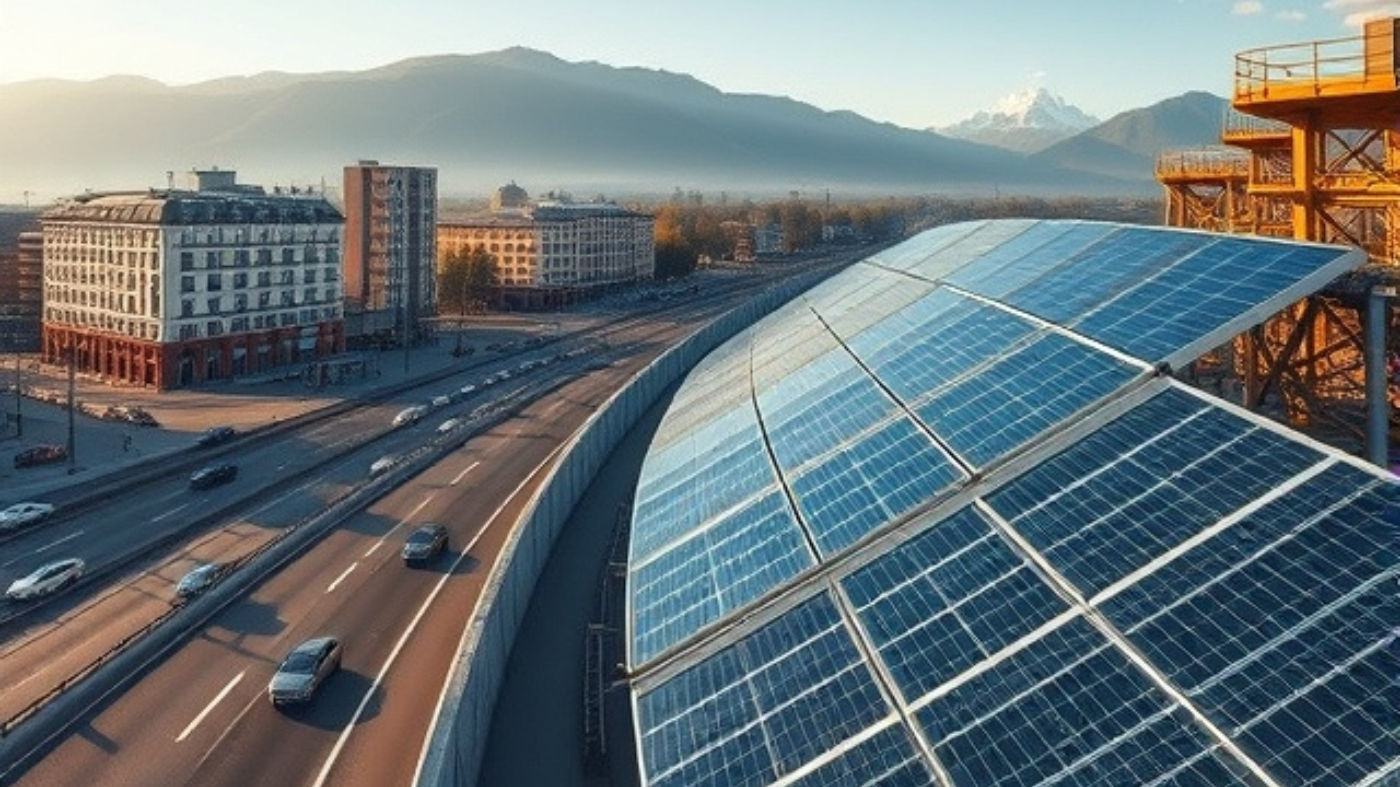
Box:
[174,562,227,603]
[402,523,449,567]
[392,406,428,427]
[0,502,56,532]
[189,463,238,490]
[268,636,343,707]
[5,557,85,601]
[13,444,67,469]
[196,425,239,448]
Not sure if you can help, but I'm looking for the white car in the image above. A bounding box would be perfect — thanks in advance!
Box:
[6,557,85,600]
[370,455,397,475]
[458,383,477,397]
[437,417,462,434]
[430,395,451,408]
[392,406,428,427]
[0,502,56,532]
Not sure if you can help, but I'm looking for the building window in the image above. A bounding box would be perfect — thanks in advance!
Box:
[207,273,222,291]
[257,248,272,266]
[282,248,295,265]
[180,252,195,271]
[181,275,196,293]
[304,269,317,284]
[207,297,221,315]
[207,320,223,336]
[259,292,271,308]
[234,249,250,267]
[303,287,316,304]
[257,271,271,288]
[233,272,248,288]
[179,324,199,340]
[181,300,194,318]
[234,293,247,312]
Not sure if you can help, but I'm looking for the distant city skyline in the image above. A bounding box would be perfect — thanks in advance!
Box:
[2,0,1397,129]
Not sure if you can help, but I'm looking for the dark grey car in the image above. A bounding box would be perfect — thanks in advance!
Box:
[268,636,342,707]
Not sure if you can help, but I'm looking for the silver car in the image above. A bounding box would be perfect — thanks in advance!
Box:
[0,502,56,532]
[6,557,85,601]
[268,636,342,707]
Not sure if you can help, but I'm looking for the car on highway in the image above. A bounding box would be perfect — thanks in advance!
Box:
[392,405,428,427]
[268,636,343,707]
[5,557,85,601]
[189,463,238,490]
[13,444,67,469]
[370,455,397,475]
[430,395,451,408]
[174,562,227,603]
[437,417,462,434]
[195,425,239,448]
[458,383,477,397]
[0,502,56,532]
[402,523,449,567]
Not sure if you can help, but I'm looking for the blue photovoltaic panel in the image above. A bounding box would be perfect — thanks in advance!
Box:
[787,725,935,787]
[849,291,1037,405]
[842,506,1069,702]
[788,416,964,556]
[632,408,777,562]
[915,617,1248,786]
[944,221,1118,299]
[1100,464,1400,786]
[762,349,899,473]
[1001,227,1207,324]
[987,388,1324,597]
[1071,237,1348,362]
[638,594,890,787]
[913,332,1140,468]
[626,220,1379,787]
[631,492,813,664]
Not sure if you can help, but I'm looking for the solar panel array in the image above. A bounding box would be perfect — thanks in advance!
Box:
[626,219,1396,787]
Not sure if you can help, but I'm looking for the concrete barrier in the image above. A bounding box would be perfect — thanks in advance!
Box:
[416,270,834,787]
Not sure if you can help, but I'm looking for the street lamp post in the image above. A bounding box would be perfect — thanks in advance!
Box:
[66,343,76,474]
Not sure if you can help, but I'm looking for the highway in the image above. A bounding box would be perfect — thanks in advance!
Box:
[0,251,869,786]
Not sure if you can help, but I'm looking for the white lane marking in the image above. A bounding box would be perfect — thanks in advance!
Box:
[326,563,357,594]
[152,502,191,523]
[177,670,245,743]
[449,461,480,487]
[363,496,434,558]
[32,530,85,556]
[324,444,567,787]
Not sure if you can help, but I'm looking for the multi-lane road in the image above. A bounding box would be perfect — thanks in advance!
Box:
[0,251,868,786]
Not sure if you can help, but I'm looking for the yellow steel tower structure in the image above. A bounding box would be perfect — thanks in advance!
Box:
[1164,18,1400,448]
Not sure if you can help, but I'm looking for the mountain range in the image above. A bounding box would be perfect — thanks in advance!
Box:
[0,48,1231,202]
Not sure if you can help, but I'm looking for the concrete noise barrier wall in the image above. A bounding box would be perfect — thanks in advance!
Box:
[417,270,832,787]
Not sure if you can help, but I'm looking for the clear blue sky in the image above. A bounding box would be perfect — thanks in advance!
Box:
[0,0,1397,127]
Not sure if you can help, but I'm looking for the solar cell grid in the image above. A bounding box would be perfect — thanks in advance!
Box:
[987,388,1323,596]
[944,221,1117,299]
[630,492,812,664]
[638,594,891,787]
[915,618,1214,787]
[912,332,1140,468]
[851,294,1037,405]
[786,725,934,787]
[1002,227,1204,324]
[788,416,964,556]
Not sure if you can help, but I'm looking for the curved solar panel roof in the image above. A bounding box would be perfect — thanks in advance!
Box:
[625,219,1398,787]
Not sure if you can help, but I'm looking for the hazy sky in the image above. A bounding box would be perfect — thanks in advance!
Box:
[1,0,1398,127]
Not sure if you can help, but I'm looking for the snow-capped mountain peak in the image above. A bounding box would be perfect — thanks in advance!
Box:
[935,87,1100,153]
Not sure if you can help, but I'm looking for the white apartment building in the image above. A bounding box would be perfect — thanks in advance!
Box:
[40,170,345,389]
[438,186,654,310]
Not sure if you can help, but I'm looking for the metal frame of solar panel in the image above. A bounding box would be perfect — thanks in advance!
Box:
[625,219,1393,787]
